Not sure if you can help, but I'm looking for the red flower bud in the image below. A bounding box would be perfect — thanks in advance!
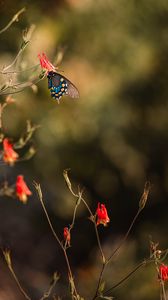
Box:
[38,52,55,72]
[96,203,110,226]
[3,138,18,166]
[16,175,32,203]
[159,264,168,281]
[63,227,71,246]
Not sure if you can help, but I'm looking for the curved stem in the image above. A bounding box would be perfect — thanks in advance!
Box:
[34,182,79,299]
[92,262,107,300]
[0,8,26,34]
[94,223,106,263]
[9,266,31,300]
[64,191,82,249]
[3,250,31,300]
[39,272,59,300]
[63,170,105,261]
[107,208,142,263]
[104,260,150,296]
[0,77,43,96]
[92,208,142,298]
[0,64,39,74]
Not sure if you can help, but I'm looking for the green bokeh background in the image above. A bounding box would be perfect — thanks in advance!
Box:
[0,0,168,299]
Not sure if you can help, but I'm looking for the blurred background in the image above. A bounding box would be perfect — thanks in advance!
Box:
[0,0,168,299]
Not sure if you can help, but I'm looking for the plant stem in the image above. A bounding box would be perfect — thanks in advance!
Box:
[107,208,142,263]
[34,182,79,299]
[94,223,106,263]
[160,281,167,300]
[93,208,142,299]
[63,170,105,261]
[93,182,150,299]
[64,192,81,249]
[104,260,149,296]
[10,267,31,300]
[0,77,43,96]
[0,8,26,34]
[39,272,59,300]
[92,262,107,300]
[3,250,31,300]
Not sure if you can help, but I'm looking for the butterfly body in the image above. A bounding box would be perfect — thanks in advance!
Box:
[47,71,79,101]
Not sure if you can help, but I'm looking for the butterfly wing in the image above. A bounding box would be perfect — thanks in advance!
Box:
[47,71,79,101]
[66,80,80,98]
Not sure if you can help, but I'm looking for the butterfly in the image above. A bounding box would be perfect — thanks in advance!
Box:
[47,71,79,102]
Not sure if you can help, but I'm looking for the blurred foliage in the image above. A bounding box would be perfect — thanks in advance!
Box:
[0,0,168,299]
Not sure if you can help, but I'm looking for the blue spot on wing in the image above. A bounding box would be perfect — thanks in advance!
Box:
[48,78,53,89]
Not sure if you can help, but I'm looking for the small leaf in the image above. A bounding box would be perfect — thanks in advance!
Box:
[14,120,40,149]
[63,169,72,191]
[98,281,105,294]
[139,181,151,210]
[0,84,9,91]
[3,249,12,268]
[21,146,36,160]
[20,40,29,50]
[39,70,46,79]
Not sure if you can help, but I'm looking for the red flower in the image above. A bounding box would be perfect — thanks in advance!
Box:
[3,138,19,166]
[38,52,55,72]
[63,227,71,246]
[16,175,32,203]
[96,203,110,226]
[159,264,168,281]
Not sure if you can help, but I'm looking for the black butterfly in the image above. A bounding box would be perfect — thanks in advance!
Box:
[47,71,79,102]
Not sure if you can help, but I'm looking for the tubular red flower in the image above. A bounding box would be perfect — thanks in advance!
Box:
[159,264,168,281]
[16,175,32,204]
[63,227,71,246]
[96,202,110,226]
[3,138,19,166]
[38,52,55,72]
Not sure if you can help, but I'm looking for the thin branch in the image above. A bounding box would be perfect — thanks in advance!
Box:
[70,190,82,230]
[92,262,106,300]
[0,76,44,96]
[160,250,168,262]
[3,249,31,300]
[39,272,59,300]
[107,208,142,263]
[0,103,6,129]
[63,170,107,300]
[107,181,151,263]
[64,190,82,249]
[160,281,167,300]
[63,169,105,261]
[104,260,151,296]
[0,64,40,75]
[14,120,40,149]
[0,8,26,34]
[3,48,26,72]
[92,182,151,299]
[2,24,35,72]
[34,182,79,300]
[94,223,106,263]
[34,182,63,248]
